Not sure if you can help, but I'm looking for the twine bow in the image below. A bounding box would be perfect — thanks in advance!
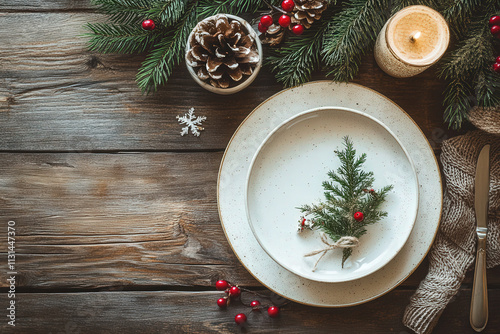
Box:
[304,234,359,272]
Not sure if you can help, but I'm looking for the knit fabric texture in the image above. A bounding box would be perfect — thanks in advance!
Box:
[469,106,500,135]
[403,128,500,334]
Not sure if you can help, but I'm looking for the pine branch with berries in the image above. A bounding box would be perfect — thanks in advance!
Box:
[438,0,500,129]
[298,136,393,268]
[265,6,333,87]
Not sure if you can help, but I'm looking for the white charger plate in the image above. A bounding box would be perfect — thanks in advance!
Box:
[217,81,442,307]
[245,107,419,282]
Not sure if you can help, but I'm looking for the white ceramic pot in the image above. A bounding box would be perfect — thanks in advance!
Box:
[185,14,263,95]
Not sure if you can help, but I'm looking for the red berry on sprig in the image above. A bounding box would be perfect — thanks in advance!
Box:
[292,24,304,35]
[250,300,261,309]
[260,15,273,28]
[235,313,247,325]
[215,280,230,291]
[490,25,500,36]
[354,211,364,222]
[490,15,500,26]
[278,15,291,27]
[258,22,268,33]
[217,297,228,308]
[229,286,241,298]
[281,0,295,12]
[141,19,155,31]
[496,56,500,63]
[493,63,500,73]
[267,306,280,318]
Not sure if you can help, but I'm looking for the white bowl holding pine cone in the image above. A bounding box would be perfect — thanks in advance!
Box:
[185,14,262,95]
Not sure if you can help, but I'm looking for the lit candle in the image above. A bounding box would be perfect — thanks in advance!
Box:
[374,5,449,78]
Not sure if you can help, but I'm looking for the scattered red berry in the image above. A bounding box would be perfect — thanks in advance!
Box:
[229,286,241,298]
[278,15,291,27]
[496,56,500,63]
[217,298,228,308]
[491,25,500,36]
[354,211,364,222]
[235,313,247,325]
[250,300,261,309]
[260,15,273,28]
[490,15,500,26]
[292,24,304,35]
[141,19,155,31]
[267,306,280,318]
[216,280,230,291]
[258,22,268,33]
[281,0,295,12]
[493,63,500,73]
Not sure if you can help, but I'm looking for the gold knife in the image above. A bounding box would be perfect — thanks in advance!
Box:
[470,144,490,332]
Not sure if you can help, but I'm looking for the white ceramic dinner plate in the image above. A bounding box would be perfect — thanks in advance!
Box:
[245,107,419,282]
[218,81,442,307]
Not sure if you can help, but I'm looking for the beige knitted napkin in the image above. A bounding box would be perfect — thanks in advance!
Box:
[403,107,500,334]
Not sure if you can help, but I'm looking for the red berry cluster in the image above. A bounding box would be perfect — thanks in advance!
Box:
[215,280,281,325]
[490,15,500,38]
[258,0,304,36]
[493,56,500,73]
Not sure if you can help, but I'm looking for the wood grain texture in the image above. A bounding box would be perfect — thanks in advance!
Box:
[1,152,499,291]
[2,289,499,333]
[0,12,463,152]
[0,4,495,334]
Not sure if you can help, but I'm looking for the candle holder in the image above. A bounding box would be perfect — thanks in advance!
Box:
[374,5,449,78]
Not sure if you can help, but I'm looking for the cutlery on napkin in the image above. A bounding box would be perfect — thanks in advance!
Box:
[402,130,499,334]
[470,144,490,332]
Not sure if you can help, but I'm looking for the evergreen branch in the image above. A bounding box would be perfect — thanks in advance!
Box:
[439,4,498,129]
[391,0,439,14]
[265,8,332,87]
[91,0,157,25]
[136,3,197,94]
[196,0,262,19]
[440,0,481,37]
[86,22,159,54]
[298,137,392,267]
[441,78,473,129]
[92,0,187,26]
[476,67,500,108]
[322,0,392,82]
[153,0,188,26]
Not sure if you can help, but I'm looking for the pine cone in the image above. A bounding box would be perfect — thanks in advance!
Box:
[260,0,328,46]
[292,0,327,29]
[186,15,260,89]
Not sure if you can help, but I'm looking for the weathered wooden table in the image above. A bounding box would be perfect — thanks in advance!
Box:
[1,1,499,333]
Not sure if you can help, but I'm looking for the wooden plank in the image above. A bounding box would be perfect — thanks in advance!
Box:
[0,0,92,11]
[0,152,256,288]
[1,152,499,290]
[3,289,500,333]
[0,12,462,152]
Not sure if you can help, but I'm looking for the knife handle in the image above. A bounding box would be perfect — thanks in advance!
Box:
[470,236,488,332]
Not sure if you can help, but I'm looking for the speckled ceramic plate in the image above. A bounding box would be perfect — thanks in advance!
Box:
[245,107,418,283]
[217,81,442,307]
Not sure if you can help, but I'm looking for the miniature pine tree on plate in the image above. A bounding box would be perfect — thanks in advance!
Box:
[298,136,393,268]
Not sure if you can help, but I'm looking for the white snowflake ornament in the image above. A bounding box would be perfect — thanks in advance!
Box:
[176,108,206,137]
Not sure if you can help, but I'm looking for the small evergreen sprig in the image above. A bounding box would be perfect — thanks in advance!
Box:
[298,137,393,267]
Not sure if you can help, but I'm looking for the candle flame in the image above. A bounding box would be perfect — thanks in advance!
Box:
[410,31,421,42]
